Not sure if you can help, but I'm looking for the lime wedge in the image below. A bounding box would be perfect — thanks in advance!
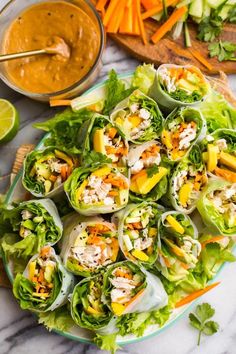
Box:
[0,99,19,144]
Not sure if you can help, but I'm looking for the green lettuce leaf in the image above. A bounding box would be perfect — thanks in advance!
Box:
[38,305,74,332]
[103,70,135,115]
[131,64,156,95]
[198,90,236,133]
[201,242,236,279]
[94,333,120,354]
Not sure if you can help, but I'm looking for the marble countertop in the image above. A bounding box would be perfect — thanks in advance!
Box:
[1,3,236,352]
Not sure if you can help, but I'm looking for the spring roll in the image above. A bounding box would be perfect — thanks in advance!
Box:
[13,246,74,312]
[1,199,62,258]
[60,214,119,276]
[149,64,210,112]
[64,164,129,215]
[110,89,163,144]
[22,147,79,197]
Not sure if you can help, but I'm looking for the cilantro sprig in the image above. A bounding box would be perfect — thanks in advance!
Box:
[208,41,236,62]
[189,303,219,345]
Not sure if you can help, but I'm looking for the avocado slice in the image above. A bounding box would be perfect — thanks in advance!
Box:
[35,162,51,179]
[22,219,35,231]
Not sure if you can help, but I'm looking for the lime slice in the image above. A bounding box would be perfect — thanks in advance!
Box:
[0,99,19,144]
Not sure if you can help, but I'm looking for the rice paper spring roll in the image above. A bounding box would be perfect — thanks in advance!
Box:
[197,179,236,236]
[102,261,168,317]
[149,64,210,112]
[128,140,169,202]
[78,115,128,166]
[203,129,236,183]
[169,145,208,214]
[64,164,129,215]
[110,89,163,144]
[115,202,163,265]
[13,246,74,313]
[161,107,207,162]
[156,211,201,282]
[71,274,114,331]
[60,214,119,276]
[1,199,62,258]
[22,147,79,198]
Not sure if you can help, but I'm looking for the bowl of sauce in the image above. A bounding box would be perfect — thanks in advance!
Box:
[0,0,105,101]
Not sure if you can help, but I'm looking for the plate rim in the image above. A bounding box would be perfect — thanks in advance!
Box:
[2,72,232,346]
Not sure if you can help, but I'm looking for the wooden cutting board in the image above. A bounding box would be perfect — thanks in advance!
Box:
[110,20,236,75]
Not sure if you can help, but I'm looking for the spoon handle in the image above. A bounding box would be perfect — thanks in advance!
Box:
[0,49,47,62]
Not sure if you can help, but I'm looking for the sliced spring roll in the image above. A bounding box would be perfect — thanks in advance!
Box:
[1,199,62,258]
[169,145,208,214]
[78,115,128,166]
[60,214,119,276]
[115,202,163,265]
[156,211,201,281]
[161,107,207,162]
[64,164,129,215]
[13,246,74,312]
[149,64,210,112]
[197,179,236,236]
[71,274,114,331]
[110,89,163,144]
[128,140,169,201]
[102,261,168,317]
[22,147,79,198]
[203,129,236,183]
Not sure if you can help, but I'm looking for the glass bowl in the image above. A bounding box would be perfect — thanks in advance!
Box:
[0,0,105,102]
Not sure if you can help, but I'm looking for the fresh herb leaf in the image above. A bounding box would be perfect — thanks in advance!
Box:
[209,41,236,62]
[103,70,135,115]
[189,303,219,345]
[197,13,223,42]
[81,150,112,167]
[228,4,236,24]
[147,164,159,178]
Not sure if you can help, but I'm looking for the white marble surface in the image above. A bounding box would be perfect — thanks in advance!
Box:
[1,1,236,352]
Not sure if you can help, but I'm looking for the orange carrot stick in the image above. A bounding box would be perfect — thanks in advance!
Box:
[201,236,226,249]
[49,99,71,107]
[214,166,236,183]
[103,0,120,27]
[141,0,161,10]
[126,288,145,307]
[142,0,179,20]
[175,282,220,308]
[96,0,109,11]
[136,0,148,44]
[107,0,127,33]
[189,48,213,71]
[151,6,187,44]
[133,0,141,35]
[119,1,134,34]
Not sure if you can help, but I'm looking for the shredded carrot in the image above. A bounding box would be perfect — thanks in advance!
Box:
[175,282,220,308]
[201,236,226,249]
[136,0,147,45]
[61,166,68,182]
[189,48,213,72]
[151,5,187,44]
[215,166,236,183]
[142,0,179,20]
[115,269,132,279]
[108,127,117,139]
[49,99,71,107]
[126,289,145,307]
[108,190,119,196]
[40,246,51,258]
[131,169,147,181]
[38,269,44,283]
[107,0,127,33]
[49,174,57,182]
[103,0,120,27]
[132,222,143,229]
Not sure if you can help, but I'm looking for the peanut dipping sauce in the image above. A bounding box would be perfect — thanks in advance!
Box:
[2,1,100,94]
